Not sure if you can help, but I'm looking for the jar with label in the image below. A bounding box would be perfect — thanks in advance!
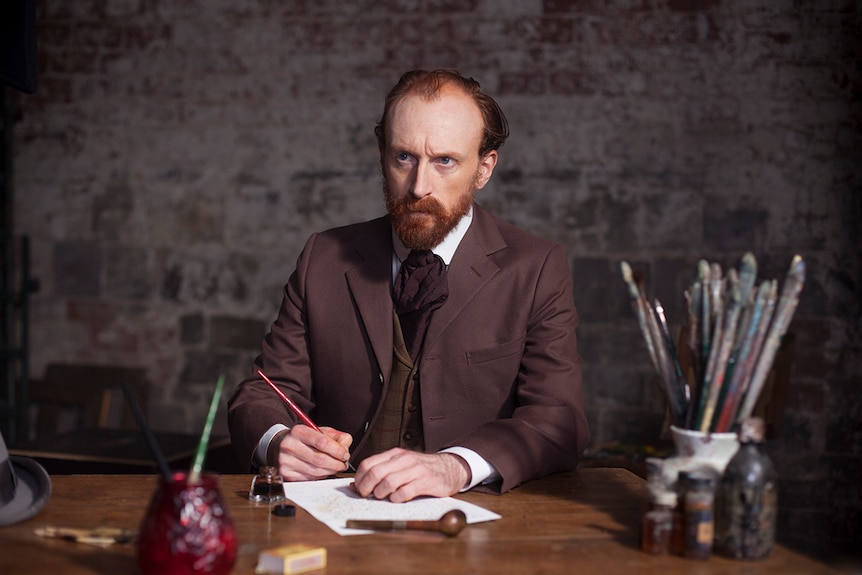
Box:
[683,471,715,560]
[714,417,777,559]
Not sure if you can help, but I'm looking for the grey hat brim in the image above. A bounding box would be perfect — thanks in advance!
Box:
[0,455,51,527]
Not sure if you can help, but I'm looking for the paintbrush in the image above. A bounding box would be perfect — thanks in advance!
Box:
[620,262,685,426]
[684,284,701,383]
[188,374,225,484]
[713,280,771,432]
[710,253,758,430]
[122,382,172,482]
[708,262,723,333]
[693,266,728,429]
[736,253,758,311]
[681,282,703,429]
[621,262,661,374]
[698,260,712,375]
[633,269,671,381]
[634,268,686,426]
[728,280,777,424]
[34,526,137,547]
[736,255,805,423]
[655,298,691,407]
[693,288,724,430]
[698,269,742,432]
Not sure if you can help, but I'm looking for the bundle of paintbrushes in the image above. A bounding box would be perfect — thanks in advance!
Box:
[621,253,805,433]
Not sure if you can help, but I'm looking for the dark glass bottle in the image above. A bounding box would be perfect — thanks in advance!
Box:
[714,417,777,560]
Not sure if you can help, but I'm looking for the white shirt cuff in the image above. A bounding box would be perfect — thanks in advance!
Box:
[255,423,290,468]
[440,446,500,491]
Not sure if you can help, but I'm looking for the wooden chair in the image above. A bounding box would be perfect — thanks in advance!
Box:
[17,363,245,474]
[28,363,149,443]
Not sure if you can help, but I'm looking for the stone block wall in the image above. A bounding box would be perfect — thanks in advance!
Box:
[9,0,860,562]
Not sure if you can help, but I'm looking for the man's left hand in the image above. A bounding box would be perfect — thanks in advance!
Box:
[351,448,471,502]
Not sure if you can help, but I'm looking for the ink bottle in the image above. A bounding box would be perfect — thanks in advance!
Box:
[714,417,777,560]
[248,466,286,503]
[641,490,675,554]
[683,471,715,560]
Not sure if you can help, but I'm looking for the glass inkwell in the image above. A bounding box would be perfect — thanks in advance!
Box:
[248,466,286,503]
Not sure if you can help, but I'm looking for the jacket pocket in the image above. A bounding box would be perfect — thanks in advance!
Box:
[466,335,526,365]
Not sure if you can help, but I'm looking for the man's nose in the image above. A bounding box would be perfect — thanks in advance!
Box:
[410,162,432,199]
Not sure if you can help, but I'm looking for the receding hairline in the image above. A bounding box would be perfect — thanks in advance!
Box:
[375,69,510,157]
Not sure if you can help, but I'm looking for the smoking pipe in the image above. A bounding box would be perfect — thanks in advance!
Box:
[346,509,467,537]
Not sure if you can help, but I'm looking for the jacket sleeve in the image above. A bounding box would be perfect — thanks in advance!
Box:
[448,243,589,493]
[227,233,321,469]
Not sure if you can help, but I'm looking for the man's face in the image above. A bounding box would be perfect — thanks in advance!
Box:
[382,85,498,250]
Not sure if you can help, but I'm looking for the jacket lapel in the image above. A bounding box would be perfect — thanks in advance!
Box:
[345,218,395,380]
[424,204,506,352]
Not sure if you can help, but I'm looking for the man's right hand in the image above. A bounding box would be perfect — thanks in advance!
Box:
[270,425,353,481]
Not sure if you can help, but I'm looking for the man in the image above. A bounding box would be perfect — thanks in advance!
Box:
[228,69,589,502]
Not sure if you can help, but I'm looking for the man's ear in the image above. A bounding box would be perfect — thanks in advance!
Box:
[475,150,498,190]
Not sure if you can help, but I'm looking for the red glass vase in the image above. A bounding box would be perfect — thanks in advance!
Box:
[138,472,237,575]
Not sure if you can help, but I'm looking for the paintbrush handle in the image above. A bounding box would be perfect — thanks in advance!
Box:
[699,277,742,432]
[694,301,724,428]
[643,294,685,425]
[621,262,660,373]
[656,299,690,408]
[189,374,225,483]
[713,281,770,432]
[736,256,805,423]
[122,382,172,482]
[728,281,777,423]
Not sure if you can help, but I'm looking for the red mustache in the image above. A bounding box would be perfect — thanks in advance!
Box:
[389,197,447,219]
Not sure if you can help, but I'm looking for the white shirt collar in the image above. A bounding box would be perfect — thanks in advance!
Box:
[392,205,473,279]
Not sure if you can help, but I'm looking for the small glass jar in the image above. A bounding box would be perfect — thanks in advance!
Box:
[248,466,286,503]
[641,491,675,554]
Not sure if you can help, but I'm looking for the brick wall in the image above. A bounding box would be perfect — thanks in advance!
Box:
[10,0,861,562]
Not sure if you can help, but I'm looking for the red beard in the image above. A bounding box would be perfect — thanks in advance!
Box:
[384,186,474,250]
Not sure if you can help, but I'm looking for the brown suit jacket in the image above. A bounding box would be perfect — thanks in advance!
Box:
[227,203,589,493]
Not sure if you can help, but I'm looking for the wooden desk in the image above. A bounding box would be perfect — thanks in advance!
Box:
[10,429,240,474]
[0,469,840,574]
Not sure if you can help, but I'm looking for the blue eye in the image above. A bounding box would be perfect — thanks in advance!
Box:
[397,152,411,162]
[439,157,452,165]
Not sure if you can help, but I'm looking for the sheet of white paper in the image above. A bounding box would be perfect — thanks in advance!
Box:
[282,477,501,536]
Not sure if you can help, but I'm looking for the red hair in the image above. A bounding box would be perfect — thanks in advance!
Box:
[374,69,509,157]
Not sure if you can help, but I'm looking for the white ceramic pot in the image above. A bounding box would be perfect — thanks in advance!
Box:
[669,425,739,473]
[645,426,741,499]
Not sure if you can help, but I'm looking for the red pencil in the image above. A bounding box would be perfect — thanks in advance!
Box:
[256,369,321,432]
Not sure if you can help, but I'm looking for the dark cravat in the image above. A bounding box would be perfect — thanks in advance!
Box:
[393,249,449,362]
